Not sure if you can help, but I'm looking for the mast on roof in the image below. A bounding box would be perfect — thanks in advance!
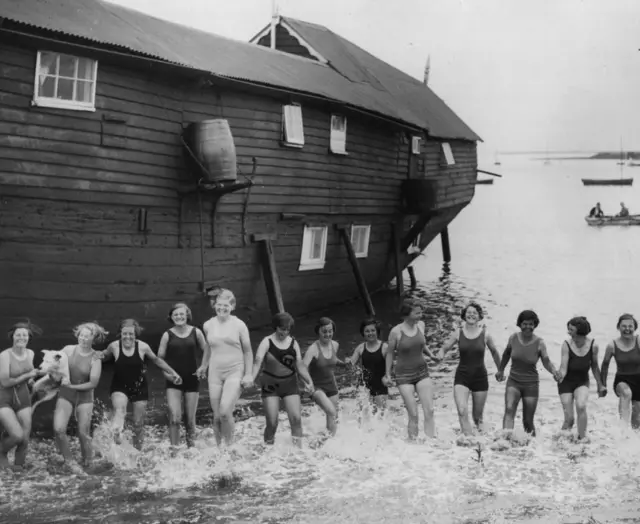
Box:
[423,54,431,86]
[270,0,279,49]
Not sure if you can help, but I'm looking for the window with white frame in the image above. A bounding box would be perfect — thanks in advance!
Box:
[330,114,347,154]
[411,136,422,155]
[441,142,455,165]
[299,225,328,271]
[350,224,371,258]
[33,51,98,111]
[283,104,305,147]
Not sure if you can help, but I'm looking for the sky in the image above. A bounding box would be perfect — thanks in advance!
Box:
[107,0,640,156]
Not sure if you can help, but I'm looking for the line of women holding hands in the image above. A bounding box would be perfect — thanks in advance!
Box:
[2,290,640,471]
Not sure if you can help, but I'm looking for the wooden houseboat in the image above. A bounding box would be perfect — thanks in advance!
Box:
[0,0,482,347]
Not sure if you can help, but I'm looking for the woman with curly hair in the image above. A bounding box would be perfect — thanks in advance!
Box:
[0,321,42,468]
[556,316,605,440]
[439,302,501,436]
[54,321,107,470]
[349,318,389,410]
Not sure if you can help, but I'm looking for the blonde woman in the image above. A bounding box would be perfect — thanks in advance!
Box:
[54,321,106,470]
[203,289,253,446]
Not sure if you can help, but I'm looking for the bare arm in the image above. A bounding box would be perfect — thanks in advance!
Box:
[600,342,614,389]
[238,322,253,379]
[95,343,115,362]
[69,358,102,391]
[485,333,502,369]
[252,337,270,382]
[347,343,364,367]
[195,328,210,367]
[497,336,513,375]
[294,341,314,388]
[440,330,459,359]
[539,339,559,378]
[590,342,605,390]
[334,342,349,366]
[0,351,37,388]
[157,332,169,360]
[141,343,179,377]
[558,342,570,382]
[302,343,317,369]
[385,328,399,378]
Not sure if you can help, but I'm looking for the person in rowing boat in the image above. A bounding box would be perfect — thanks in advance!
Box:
[589,203,604,218]
[617,202,629,217]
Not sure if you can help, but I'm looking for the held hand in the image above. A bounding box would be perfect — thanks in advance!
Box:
[194,366,208,380]
[26,369,39,380]
[304,381,315,395]
[553,370,563,383]
[93,351,105,361]
[495,370,505,382]
[240,375,254,389]
[172,373,183,386]
[598,386,607,398]
[381,374,393,387]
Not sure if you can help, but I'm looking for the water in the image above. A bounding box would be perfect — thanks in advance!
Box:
[3,154,640,524]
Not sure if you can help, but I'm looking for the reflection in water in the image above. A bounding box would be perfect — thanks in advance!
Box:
[4,157,640,523]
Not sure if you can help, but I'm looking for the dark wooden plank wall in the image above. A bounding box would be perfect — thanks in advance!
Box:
[0,41,476,345]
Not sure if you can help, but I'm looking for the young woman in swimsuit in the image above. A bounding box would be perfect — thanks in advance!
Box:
[384,301,440,439]
[157,303,209,448]
[303,317,347,436]
[54,321,107,470]
[253,312,314,446]
[348,318,389,410]
[601,313,640,428]
[496,310,561,436]
[439,303,501,436]
[556,316,605,440]
[97,319,182,449]
[202,289,253,446]
[0,321,41,468]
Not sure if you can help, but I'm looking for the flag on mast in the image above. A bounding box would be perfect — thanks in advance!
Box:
[423,55,431,85]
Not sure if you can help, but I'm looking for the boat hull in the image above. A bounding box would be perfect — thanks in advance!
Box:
[581,178,633,186]
[475,179,494,185]
[585,215,640,226]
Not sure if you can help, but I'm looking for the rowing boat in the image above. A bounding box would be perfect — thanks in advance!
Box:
[585,214,640,226]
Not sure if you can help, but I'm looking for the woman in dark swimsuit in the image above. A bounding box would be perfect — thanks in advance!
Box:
[496,310,561,436]
[97,319,182,449]
[303,317,348,436]
[440,303,501,436]
[601,313,640,428]
[157,303,210,448]
[556,316,605,440]
[253,312,314,446]
[384,300,440,439]
[349,318,389,410]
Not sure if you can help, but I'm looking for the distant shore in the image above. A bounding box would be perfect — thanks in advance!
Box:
[499,151,639,160]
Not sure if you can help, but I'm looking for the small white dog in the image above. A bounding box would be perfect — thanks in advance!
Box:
[31,349,71,411]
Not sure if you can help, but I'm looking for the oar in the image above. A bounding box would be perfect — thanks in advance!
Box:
[477,169,503,178]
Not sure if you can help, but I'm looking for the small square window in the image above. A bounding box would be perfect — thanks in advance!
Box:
[33,51,97,111]
[299,226,328,271]
[330,114,347,154]
[441,142,455,165]
[411,136,422,155]
[283,104,305,147]
[350,225,371,258]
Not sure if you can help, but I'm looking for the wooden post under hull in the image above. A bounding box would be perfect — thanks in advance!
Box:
[337,227,375,317]
[440,226,451,263]
[254,234,285,316]
[407,265,417,289]
[392,223,404,296]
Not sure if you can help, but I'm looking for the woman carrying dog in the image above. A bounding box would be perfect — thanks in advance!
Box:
[54,321,107,471]
[0,321,41,468]
[97,319,182,450]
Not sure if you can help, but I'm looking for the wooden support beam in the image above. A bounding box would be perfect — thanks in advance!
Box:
[400,212,432,252]
[392,223,404,296]
[337,227,375,317]
[440,226,451,263]
[407,265,417,289]
[257,238,285,316]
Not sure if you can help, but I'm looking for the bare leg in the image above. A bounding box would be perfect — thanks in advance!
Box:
[573,386,589,439]
[559,392,575,431]
[283,394,303,446]
[132,401,147,450]
[502,386,521,431]
[0,408,25,467]
[14,408,32,466]
[416,378,435,438]
[183,392,199,447]
[110,392,129,444]
[75,402,94,466]
[208,383,223,446]
[631,401,640,430]
[372,394,387,413]
[262,396,280,444]
[521,396,539,436]
[165,388,183,446]
[471,391,488,432]
[453,385,473,435]
[53,398,74,463]
[310,390,337,436]
[616,383,632,425]
[217,378,242,445]
[397,384,420,440]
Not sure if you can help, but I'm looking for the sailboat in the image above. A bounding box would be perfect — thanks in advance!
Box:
[582,140,633,186]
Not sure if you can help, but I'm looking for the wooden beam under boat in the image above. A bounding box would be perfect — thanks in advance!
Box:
[582,178,633,186]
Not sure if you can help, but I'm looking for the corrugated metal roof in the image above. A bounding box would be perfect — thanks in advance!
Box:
[1,0,481,141]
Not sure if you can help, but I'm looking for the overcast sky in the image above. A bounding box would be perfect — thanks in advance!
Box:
[108,0,640,155]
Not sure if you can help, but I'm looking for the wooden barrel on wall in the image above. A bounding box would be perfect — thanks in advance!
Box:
[185,119,237,183]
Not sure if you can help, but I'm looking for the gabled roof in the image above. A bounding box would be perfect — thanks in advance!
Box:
[1,0,481,141]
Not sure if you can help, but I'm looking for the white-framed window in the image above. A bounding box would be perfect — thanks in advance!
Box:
[33,51,98,111]
[411,136,422,155]
[299,225,328,271]
[350,224,371,258]
[330,114,347,154]
[441,142,455,165]
[283,104,305,147]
